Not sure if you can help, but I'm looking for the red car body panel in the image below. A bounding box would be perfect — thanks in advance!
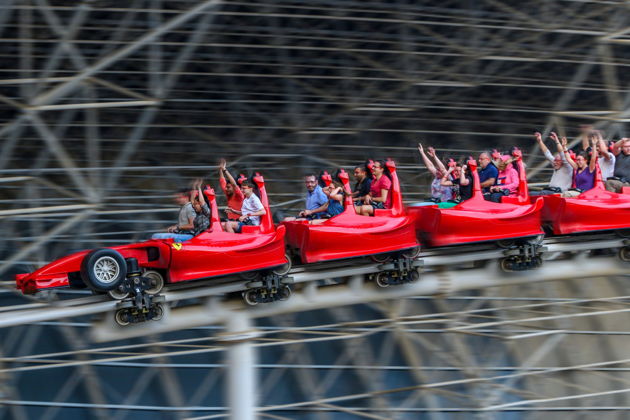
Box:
[541,168,630,234]
[410,152,544,247]
[282,161,419,264]
[16,175,288,294]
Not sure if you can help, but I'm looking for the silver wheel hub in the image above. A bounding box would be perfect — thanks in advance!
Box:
[93,256,120,284]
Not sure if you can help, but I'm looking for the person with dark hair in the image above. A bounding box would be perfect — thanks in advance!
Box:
[418,142,453,202]
[218,158,244,222]
[606,138,630,192]
[191,179,210,236]
[478,151,498,193]
[357,160,391,216]
[224,179,266,233]
[311,180,345,225]
[352,164,372,205]
[562,135,598,197]
[440,161,472,202]
[152,186,197,242]
[284,174,328,221]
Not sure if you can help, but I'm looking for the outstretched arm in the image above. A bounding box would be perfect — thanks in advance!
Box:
[219,158,239,187]
[418,143,437,176]
[428,146,448,174]
[579,124,592,151]
[550,132,564,156]
[588,137,598,172]
[612,138,628,156]
[440,166,455,186]
[561,137,577,170]
[535,132,550,156]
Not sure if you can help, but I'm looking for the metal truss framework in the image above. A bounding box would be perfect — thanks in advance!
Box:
[0,0,630,419]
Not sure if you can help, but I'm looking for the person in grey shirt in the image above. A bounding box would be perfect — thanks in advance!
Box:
[152,187,197,242]
[534,131,573,192]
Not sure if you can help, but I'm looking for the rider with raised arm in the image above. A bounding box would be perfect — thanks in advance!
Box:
[532,131,573,194]
[562,135,598,197]
[418,143,453,202]
[218,158,244,222]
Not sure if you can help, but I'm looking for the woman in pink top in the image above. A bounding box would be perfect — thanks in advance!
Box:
[357,160,392,216]
[486,155,519,202]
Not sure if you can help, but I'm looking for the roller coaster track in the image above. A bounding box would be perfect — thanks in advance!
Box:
[0,234,626,339]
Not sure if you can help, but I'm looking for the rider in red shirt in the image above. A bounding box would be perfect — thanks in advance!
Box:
[218,158,244,221]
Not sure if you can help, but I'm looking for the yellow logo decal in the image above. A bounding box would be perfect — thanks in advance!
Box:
[172,243,183,250]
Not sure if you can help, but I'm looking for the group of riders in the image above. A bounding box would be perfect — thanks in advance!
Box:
[154,127,630,242]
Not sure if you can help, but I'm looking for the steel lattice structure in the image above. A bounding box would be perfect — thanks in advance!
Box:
[1,1,630,419]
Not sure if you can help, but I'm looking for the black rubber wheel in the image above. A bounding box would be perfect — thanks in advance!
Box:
[402,246,421,259]
[244,290,258,306]
[107,287,129,300]
[497,239,516,249]
[500,258,513,272]
[240,271,260,281]
[143,270,164,295]
[152,304,164,321]
[115,309,130,326]
[371,253,392,264]
[409,270,420,282]
[375,272,389,287]
[619,247,630,262]
[81,249,127,292]
[272,254,292,276]
[279,285,292,301]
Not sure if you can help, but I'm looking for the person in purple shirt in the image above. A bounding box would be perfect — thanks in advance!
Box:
[563,135,598,197]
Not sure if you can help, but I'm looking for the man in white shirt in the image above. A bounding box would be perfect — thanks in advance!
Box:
[595,133,616,179]
[533,132,573,192]
[224,180,266,233]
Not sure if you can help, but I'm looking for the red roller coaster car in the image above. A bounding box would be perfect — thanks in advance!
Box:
[281,161,420,286]
[408,150,545,270]
[541,165,630,235]
[16,174,290,313]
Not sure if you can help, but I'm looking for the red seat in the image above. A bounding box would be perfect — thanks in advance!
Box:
[622,186,630,195]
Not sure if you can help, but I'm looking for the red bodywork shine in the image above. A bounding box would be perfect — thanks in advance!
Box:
[16,174,287,294]
[409,151,544,247]
[282,160,419,263]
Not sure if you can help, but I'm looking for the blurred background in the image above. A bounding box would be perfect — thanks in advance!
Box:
[1,1,630,419]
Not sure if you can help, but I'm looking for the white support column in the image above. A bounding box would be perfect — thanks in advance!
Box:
[225,313,257,420]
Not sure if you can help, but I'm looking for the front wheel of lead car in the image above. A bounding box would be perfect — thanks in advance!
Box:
[81,249,127,292]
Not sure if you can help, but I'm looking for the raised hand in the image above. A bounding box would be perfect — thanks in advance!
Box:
[427,146,436,157]
[550,132,559,143]
[219,158,227,171]
[534,132,542,142]
[417,143,424,153]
